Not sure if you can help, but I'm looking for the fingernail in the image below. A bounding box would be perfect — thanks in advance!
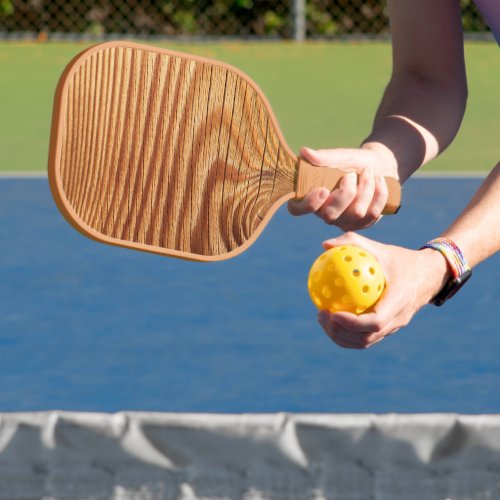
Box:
[301,146,314,156]
[318,189,329,200]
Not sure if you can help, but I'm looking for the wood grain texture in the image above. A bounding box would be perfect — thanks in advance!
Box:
[51,42,297,260]
[49,41,401,261]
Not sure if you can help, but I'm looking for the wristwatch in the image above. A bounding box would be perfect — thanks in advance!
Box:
[421,238,472,306]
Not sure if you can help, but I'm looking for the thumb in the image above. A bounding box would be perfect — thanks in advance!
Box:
[322,231,368,250]
[300,147,330,167]
[300,147,366,171]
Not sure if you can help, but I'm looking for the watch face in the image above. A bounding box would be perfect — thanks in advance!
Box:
[432,269,472,306]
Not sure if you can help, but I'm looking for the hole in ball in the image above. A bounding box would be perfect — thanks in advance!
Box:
[342,295,351,304]
[313,294,322,308]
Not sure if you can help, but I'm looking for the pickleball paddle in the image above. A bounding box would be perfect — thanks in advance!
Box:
[48,41,401,262]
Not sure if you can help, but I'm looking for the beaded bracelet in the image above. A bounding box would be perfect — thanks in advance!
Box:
[421,237,472,306]
[421,238,470,278]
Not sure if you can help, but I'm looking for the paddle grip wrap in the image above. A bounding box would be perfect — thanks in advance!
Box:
[294,158,401,215]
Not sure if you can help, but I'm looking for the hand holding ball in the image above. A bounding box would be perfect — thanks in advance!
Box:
[308,245,385,314]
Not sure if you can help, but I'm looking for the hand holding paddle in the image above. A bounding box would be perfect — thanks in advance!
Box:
[49,41,401,261]
[289,146,399,231]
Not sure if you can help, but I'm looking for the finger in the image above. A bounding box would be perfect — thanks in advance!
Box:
[329,316,391,349]
[327,325,381,349]
[319,309,394,349]
[343,165,376,220]
[330,311,385,335]
[316,172,358,224]
[365,176,389,220]
[300,147,369,170]
[339,214,383,232]
[330,336,365,349]
[332,301,401,340]
[321,324,365,349]
[319,173,391,231]
[288,188,330,216]
[328,167,378,231]
[299,147,333,167]
[363,335,386,348]
[322,231,369,250]
[319,311,371,349]
[330,326,371,348]
[338,176,388,230]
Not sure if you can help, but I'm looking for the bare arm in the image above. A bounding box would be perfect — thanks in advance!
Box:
[364,0,468,181]
[305,0,499,348]
[442,162,500,267]
[289,0,468,225]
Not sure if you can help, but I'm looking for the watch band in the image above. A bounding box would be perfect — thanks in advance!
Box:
[421,238,472,306]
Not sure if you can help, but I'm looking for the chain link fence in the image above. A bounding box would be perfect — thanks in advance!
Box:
[0,0,491,40]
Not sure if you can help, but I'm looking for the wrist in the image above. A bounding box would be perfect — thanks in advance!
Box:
[361,141,399,178]
[418,248,452,302]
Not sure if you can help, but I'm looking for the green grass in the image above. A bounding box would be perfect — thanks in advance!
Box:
[0,41,497,172]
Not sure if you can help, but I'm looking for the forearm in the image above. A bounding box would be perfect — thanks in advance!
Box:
[363,73,467,182]
[441,162,500,267]
[410,163,500,308]
[361,0,467,182]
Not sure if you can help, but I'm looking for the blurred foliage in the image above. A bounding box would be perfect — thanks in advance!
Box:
[307,3,339,36]
[0,0,490,38]
[460,0,487,32]
[0,0,14,16]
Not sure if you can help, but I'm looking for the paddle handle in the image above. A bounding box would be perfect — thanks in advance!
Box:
[294,158,401,215]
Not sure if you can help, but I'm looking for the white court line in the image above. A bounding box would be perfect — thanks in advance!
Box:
[414,170,487,178]
[0,171,48,178]
[0,170,489,179]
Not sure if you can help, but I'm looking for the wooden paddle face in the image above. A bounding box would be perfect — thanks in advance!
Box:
[49,41,298,261]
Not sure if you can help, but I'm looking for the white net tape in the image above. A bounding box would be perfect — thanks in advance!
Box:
[0,412,500,499]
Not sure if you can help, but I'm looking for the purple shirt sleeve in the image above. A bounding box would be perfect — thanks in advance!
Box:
[473,0,500,45]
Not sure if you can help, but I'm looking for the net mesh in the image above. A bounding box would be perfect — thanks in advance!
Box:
[1,412,500,499]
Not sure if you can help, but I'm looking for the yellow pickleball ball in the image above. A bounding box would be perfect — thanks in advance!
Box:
[308,245,385,314]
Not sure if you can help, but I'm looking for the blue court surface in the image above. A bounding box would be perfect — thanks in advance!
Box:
[0,176,499,413]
